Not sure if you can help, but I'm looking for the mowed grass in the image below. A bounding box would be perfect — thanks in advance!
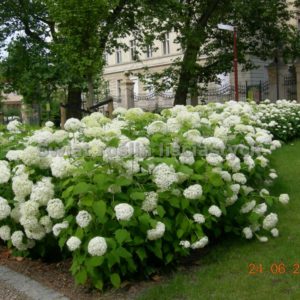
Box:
[137,140,300,300]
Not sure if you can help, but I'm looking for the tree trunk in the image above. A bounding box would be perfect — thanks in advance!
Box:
[174,41,200,105]
[66,85,82,120]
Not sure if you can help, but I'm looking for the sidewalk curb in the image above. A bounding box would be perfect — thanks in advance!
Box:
[0,265,69,300]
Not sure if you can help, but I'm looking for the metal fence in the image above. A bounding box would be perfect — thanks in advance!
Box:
[283,75,297,100]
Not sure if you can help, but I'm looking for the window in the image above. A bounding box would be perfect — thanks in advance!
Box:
[145,45,153,58]
[116,48,122,64]
[104,52,108,65]
[117,80,122,98]
[162,33,170,55]
[130,40,137,60]
[130,76,139,95]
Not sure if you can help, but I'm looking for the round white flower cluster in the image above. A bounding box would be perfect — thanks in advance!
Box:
[76,210,92,228]
[0,225,11,241]
[183,184,203,200]
[52,221,69,237]
[279,194,289,205]
[7,120,21,133]
[191,236,209,249]
[142,192,158,212]
[0,161,10,184]
[0,197,11,220]
[193,213,205,224]
[50,157,74,178]
[206,153,223,166]
[66,236,81,251]
[30,177,54,206]
[152,163,178,191]
[64,118,83,132]
[88,236,107,256]
[179,151,195,165]
[147,222,166,240]
[262,213,278,230]
[114,203,134,221]
[208,205,222,218]
[240,200,256,214]
[47,199,65,219]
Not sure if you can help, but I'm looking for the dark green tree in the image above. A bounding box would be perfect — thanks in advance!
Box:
[139,0,300,105]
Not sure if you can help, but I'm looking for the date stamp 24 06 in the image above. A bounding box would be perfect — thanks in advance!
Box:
[248,263,300,275]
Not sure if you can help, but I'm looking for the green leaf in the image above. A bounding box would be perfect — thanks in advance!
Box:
[115,229,131,244]
[85,256,104,268]
[117,177,132,186]
[80,194,94,207]
[169,197,180,208]
[73,182,92,195]
[178,165,194,175]
[93,200,106,219]
[75,268,87,285]
[177,228,184,238]
[195,160,206,173]
[208,172,223,187]
[130,191,145,201]
[75,227,84,239]
[136,247,147,261]
[181,198,189,210]
[110,273,121,288]
[93,279,103,290]
[116,247,132,259]
[156,205,166,217]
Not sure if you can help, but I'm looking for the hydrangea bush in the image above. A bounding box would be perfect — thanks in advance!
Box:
[0,101,292,289]
[257,100,300,141]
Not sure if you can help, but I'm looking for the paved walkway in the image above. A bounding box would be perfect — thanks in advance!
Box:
[0,265,69,300]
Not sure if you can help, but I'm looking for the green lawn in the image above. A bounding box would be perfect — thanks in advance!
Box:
[137,140,300,300]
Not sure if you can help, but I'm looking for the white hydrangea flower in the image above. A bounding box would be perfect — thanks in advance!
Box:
[66,236,81,251]
[7,120,21,133]
[269,172,278,180]
[114,203,134,221]
[179,240,191,248]
[11,231,27,250]
[45,121,54,128]
[258,236,268,243]
[147,121,167,135]
[0,161,11,184]
[256,156,268,168]
[243,155,255,170]
[179,151,195,165]
[191,236,209,249]
[230,184,240,195]
[47,199,65,219]
[152,163,178,191]
[30,177,54,206]
[262,213,278,230]
[0,225,11,241]
[253,203,267,215]
[202,137,225,151]
[232,173,247,184]
[20,146,42,166]
[226,153,241,172]
[225,195,238,206]
[50,157,74,178]
[259,189,269,197]
[242,227,253,239]
[24,225,46,240]
[240,200,256,214]
[88,236,107,256]
[183,184,203,200]
[208,205,222,217]
[183,129,203,145]
[206,153,223,166]
[28,130,53,146]
[271,228,279,237]
[52,130,69,143]
[0,197,11,220]
[64,118,83,132]
[20,200,39,217]
[147,221,166,240]
[279,194,289,205]
[6,150,23,161]
[52,221,69,236]
[76,210,92,228]
[39,215,53,233]
[87,139,106,157]
[123,159,140,175]
[142,192,158,212]
[193,213,205,224]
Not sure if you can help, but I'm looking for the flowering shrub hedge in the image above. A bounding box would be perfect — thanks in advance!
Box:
[0,101,291,289]
[257,100,300,142]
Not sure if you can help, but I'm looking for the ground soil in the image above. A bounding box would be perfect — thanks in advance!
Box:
[0,244,209,300]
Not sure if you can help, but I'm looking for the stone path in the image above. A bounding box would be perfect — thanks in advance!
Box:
[0,265,69,300]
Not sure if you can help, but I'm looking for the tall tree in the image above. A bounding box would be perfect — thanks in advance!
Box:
[0,0,144,119]
[139,0,300,105]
